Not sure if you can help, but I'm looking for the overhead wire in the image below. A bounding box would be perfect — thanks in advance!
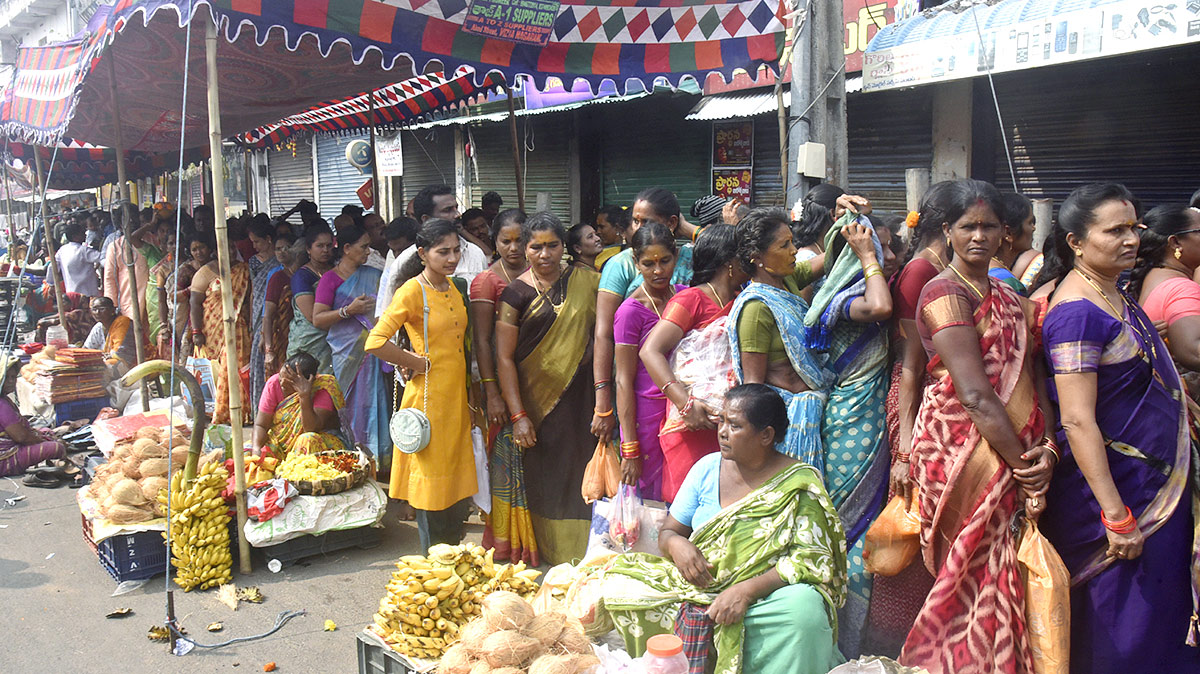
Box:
[971,5,1019,191]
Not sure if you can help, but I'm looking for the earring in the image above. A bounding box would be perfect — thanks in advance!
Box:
[1176,248,1183,260]
[727,265,734,279]
[1074,248,1083,257]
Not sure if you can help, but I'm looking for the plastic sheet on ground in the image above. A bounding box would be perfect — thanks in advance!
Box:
[828,657,931,674]
[243,481,387,547]
[92,410,191,458]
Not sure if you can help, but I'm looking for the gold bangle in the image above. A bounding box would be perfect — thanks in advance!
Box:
[864,267,884,281]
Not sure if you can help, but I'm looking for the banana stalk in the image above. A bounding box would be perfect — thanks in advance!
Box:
[120,360,207,485]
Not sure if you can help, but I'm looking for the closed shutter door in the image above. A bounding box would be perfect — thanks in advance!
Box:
[600,95,710,211]
[316,134,371,213]
[189,174,203,210]
[752,115,784,208]
[401,128,456,204]
[993,48,1200,206]
[847,88,932,213]
[471,116,573,220]
[268,140,314,217]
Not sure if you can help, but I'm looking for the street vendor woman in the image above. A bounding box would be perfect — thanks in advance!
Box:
[252,352,346,459]
[82,296,137,373]
[0,357,67,477]
[603,384,846,674]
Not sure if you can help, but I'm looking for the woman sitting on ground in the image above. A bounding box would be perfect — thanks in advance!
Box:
[251,352,345,459]
[0,358,67,477]
[604,384,846,674]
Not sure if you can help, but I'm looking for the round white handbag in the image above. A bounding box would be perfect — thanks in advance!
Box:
[389,280,432,454]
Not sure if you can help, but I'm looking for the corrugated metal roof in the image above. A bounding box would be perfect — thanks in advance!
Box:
[406,90,653,129]
[685,77,863,121]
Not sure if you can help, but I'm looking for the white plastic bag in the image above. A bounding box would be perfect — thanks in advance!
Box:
[470,426,490,514]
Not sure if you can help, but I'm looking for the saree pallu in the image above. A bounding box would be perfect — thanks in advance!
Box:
[823,320,891,659]
[483,425,539,566]
[496,267,598,565]
[270,283,293,372]
[265,374,346,459]
[250,257,282,407]
[1041,296,1200,673]
[901,280,1043,674]
[728,283,834,467]
[201,263,252,426]
[327,265,387,461]
[603,463,848,674]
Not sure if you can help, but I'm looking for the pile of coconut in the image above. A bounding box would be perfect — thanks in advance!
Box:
[439,591,600,674]
[88,426,201,525]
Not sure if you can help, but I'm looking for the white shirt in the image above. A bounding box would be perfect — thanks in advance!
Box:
[374,236,488,318]
[56,241,103,296]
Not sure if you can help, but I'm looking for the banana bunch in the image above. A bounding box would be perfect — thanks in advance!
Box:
[158,461,233,591]
[369,544,543,660]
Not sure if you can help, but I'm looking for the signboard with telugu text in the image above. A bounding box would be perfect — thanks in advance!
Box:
[462,0,561,46]
[713,169,752,202]
[712,122,753,167]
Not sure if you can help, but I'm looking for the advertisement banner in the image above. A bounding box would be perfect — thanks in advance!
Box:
[462,0,561,46]
[375,132,404,177]
[713,122,754,167]
[713,169,753,202]
[864,0,1200,91]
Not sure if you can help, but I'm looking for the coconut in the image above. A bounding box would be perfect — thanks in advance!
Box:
[131,437,160,455]
[165,429,188,449]
[482,591,535,632]
[438,644,474,674]
[528,654,580,674]
[458,619,491,656]
[523,612,568,648]
[481,631,542,669]
[491,669,524,674]
[552,627,591,656]
[139,458,169,478]
[140,476,168,502]
[171,446,190,470]
[105,472,127,489]
[134,426,163,441]
[111,478,147,506]
[104,504,153,524]
[139,443,168,460]
[468,663,491,674]
[121,455,142,479]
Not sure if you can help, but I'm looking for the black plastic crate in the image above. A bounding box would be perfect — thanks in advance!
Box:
[260,525,382,566]
[356,629,418,674]
[54,396,109,425]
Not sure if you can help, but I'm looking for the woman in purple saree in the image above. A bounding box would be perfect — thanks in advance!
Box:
[1038,183,1200,673]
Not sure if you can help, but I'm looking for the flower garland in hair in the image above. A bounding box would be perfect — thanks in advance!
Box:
[905,211,920,229]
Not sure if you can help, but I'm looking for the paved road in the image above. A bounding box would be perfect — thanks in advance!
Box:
[0,478,483,673]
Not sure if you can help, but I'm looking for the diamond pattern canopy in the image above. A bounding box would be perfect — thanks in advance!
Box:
[1,138,207,191]
[0,0,789,150]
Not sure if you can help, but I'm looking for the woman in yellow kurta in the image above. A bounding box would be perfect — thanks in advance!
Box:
[366,219,476,551]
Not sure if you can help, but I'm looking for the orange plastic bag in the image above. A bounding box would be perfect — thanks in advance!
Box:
[863,495,922,576]
[1018,518,1071,674]
[581,440,621,503]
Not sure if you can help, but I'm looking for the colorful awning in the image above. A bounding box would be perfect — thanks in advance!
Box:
[1,0,790,150]
[1,138,206,191]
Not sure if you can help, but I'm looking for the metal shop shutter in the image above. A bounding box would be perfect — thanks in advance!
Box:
[401,128,456,205]
[470,115,574,221]
[846,88,932,214]
[268,140,315,218]
[752,115,785,208]
[316,133,372,214]
[600,95,710,213]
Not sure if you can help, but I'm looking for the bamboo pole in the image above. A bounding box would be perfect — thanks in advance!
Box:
[108,52,151,411]
[502,81,525,212]
[205,17,251,573]
[2,159,14,248]
[32,150,69,333]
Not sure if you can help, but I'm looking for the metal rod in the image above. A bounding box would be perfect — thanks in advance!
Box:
[32,150,69,335]
[368,90,381,217]
[205,17,251,574]
[2,152,14,247]
[503,80,525,212]
[107,51,150,411]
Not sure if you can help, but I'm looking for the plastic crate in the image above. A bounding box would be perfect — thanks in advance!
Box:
[54,396,109,425]
[81,513,170,582]
[260,525,382,566]
[356,630,418,674]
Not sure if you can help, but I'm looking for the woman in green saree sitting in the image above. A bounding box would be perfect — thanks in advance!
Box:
[605,384,847,674]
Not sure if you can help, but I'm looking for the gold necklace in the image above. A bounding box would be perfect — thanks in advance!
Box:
[639,284,674,318]
[706,282,727,308]
[420,271,448,292]
[928,248,947,271]
[497,262,513,284]
[1073,268,1157,361]
[532,272,565,313]
[948,263,986,299]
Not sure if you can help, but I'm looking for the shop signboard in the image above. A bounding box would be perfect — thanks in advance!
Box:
[462,0,561,46]
[713,122,753,167]
[375,132,404,177]
[357,179,374,210]
[864,0,1200,91]
[713,168,753,202]
[844,0,899,72]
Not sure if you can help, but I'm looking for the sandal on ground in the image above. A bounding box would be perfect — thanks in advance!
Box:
[22,473,65,489]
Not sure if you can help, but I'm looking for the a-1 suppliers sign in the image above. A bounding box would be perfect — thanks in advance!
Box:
[462,0,561,46]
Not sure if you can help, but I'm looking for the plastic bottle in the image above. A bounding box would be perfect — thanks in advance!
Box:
[641,634,689,674]
[46,324,68,348]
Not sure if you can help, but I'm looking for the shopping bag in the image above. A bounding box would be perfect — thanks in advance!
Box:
[184,352,217,416]
[581,439,621,504]
[863,494,922,576]
[608,484,642,552]
[585,497,670,559]
[1018,518,1071,674]
[470,427,491,514]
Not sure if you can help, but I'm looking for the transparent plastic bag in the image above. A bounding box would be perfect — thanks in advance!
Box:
[863,495,921,576]
[608,483,642,552]
[660,316,736,436]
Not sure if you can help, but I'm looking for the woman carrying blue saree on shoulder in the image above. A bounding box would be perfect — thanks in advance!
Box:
[727,208,832,468]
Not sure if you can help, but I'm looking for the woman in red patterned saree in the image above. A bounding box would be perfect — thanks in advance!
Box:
[901,180,1057,674]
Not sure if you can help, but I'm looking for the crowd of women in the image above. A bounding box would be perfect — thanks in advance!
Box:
[11,174,1200,674]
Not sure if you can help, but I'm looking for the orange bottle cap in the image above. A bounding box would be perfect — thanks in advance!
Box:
[646,634,683,657]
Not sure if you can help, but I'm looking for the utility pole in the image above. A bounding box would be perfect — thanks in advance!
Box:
[786,0,848,207]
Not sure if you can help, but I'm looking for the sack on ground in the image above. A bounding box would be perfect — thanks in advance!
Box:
[1018,517,1071,674]
[863,494,921,576]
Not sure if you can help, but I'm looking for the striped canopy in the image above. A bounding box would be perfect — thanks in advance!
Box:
[0,0,788,150]
[1,138,206,191]
[236,69,506,149]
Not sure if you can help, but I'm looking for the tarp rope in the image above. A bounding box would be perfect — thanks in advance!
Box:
[972,7,1019,192]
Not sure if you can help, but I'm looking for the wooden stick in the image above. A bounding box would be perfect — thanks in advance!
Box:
[32,150,69,335]
[368,90,381,217]
[205,17,251,574]
[503,80,525,212]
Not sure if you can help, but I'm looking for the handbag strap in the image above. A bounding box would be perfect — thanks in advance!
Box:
[417,277,431,415]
